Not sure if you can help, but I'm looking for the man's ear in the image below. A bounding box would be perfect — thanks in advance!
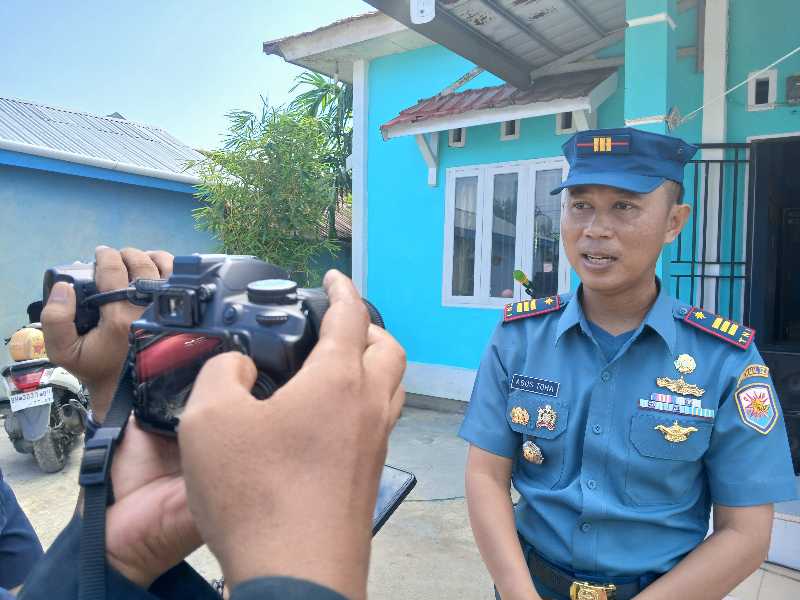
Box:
[664,203,691,244]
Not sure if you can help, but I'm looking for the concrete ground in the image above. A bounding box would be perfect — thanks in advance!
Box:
[0,401,492,599]
[2,398,798,599]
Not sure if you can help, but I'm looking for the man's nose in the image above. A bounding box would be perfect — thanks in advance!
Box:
[583,211,614,238]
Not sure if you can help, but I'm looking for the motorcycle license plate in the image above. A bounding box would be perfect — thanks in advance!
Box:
[9,387,54,412]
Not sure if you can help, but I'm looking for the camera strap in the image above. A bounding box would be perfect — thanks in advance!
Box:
[78,363,136,600]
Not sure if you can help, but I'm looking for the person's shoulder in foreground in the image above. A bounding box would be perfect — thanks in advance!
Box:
[18,513,348,600]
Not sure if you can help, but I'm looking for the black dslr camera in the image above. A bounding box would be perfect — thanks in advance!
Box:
[44,254,383,434]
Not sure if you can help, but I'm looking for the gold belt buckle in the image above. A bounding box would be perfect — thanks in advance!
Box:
[569,581,616,600]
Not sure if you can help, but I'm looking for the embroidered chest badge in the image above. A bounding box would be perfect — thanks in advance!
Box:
[735,383,778,435]
[536,405,558,431]
[656,353,705,398]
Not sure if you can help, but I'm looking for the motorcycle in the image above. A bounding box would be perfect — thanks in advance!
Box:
[0,302,89,473]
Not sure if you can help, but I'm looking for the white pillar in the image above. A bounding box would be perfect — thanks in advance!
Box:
[351,59,369,295]
[699,0,729,309]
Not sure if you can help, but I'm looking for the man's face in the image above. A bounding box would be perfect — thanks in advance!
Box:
[561,183,689,294]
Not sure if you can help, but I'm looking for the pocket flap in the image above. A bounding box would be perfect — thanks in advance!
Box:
[506,393,569,440]
[630,412,712,461]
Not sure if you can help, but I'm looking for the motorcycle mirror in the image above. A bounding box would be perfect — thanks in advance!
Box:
[27,301,43,324]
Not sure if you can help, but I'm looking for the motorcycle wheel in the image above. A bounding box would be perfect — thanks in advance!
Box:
[33,430,67,473]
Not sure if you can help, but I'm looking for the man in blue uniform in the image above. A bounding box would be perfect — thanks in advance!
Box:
[460,127,797,600]
[0,471,43,598]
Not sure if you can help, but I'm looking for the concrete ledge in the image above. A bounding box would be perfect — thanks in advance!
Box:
[405,393,467,415]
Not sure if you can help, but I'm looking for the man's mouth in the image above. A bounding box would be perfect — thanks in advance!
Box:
[581,254,618,268]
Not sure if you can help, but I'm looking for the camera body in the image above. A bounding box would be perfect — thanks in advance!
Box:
[44,254,382,435]
[43,263,100,335]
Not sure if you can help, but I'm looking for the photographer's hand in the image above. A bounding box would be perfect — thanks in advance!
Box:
[41,246,173,420]
[103,419,202,589]
[178,270,406,600]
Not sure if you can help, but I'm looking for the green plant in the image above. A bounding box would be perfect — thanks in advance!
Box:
[193,104,336,286]
[289,72,353,237]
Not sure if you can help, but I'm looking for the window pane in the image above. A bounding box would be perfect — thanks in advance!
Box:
[755,79,770,105]
[452,176,478,296]
[490,173,518,298]
[531,169,563,297]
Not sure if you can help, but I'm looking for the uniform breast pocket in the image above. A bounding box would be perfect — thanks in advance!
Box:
[624,412,713,506]
[506,392,570,489]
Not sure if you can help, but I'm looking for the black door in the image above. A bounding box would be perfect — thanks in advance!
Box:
[749,137,800,473]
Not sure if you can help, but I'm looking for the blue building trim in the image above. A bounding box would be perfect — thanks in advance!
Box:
[0,149,198,194]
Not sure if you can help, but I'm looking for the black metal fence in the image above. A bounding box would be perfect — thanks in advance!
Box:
[670,143,753,321]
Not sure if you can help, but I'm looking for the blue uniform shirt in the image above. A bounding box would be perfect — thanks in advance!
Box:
[459,284,797,578]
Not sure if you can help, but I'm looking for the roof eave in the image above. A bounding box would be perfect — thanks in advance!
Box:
[382,71,618,140]
[0,138,201,185]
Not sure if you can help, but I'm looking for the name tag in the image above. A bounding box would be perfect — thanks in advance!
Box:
[510,374,560,397]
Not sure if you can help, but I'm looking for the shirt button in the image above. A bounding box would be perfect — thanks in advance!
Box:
[581,522,592,533]
[592,424,602,434]
[601,371,611,382]
[587,479,597,490]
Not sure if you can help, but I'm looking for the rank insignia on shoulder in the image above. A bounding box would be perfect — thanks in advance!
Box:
[503,296,563,323]
[682,308,754,350]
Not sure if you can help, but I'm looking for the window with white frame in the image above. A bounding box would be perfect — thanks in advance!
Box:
[500,119,520,141]
[443,158,569,307]
[748,69,777,111]
[449,127,466,147]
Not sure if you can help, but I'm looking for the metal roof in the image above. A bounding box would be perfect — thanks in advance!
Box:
[363,0,627,88]
[262,12,434,84]
[381,68,617,138]
[0,96,205,183]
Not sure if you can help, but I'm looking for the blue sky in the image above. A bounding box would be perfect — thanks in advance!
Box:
[0,0,371,149]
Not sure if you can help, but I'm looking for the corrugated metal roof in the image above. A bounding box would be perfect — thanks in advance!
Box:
[263,11,380,56]
[0,96,205,182]
[364,0,626,88]
[380,67,617,135]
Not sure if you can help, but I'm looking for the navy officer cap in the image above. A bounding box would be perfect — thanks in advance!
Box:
[551,127,698,195]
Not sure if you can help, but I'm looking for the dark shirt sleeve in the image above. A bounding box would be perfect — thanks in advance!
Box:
[19,514,218,600]
[230,577,349,600]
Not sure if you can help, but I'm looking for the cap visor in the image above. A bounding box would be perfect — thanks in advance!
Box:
[550,171,666,195]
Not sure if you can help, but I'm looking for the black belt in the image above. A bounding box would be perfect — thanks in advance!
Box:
[527,551,645,600]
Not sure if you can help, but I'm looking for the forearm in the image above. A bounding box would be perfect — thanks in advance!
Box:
[466,472,540,600]
[635,527,767,600]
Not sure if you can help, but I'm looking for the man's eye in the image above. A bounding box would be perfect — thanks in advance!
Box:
[572,202,589,209]
[614,202,634,210]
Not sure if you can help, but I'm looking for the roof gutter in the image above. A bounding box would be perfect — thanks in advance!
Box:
[0,138,201,185]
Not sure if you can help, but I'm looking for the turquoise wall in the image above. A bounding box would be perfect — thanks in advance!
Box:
[367,44,625,369]
[0,164,215,357]
[726,0,800,141]
[670,0,800,318]
[365,1,798,370]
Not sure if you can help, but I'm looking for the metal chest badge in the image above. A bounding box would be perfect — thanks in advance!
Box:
[656,353,705,398]
[655,420,699,443]
[522,440,544,464]
[536,404,557,431]
[510,406,530,426]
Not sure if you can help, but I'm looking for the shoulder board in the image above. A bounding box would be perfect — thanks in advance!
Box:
[682,307,755,350]
[503,295,564,323]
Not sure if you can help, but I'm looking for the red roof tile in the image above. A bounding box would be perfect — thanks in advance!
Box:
[380,68,617,137]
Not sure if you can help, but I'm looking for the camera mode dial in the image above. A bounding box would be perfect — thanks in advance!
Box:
[247,279,297,305]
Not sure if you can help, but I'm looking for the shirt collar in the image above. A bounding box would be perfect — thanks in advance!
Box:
[555,279,677,354]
